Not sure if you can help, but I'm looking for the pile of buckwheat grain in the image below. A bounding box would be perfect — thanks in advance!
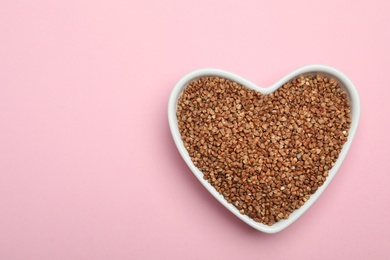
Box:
[176,75,351,226]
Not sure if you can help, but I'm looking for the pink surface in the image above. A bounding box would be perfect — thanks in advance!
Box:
[1,0,389,259]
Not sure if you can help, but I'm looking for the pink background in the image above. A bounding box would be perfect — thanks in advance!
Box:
[1,0,389,259]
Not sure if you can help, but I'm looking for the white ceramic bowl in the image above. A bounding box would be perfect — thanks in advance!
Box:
[168,65,360,233]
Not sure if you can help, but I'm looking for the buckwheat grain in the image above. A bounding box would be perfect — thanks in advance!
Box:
[176,75,351,226]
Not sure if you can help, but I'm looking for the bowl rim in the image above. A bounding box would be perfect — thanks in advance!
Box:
[168,64,360,234]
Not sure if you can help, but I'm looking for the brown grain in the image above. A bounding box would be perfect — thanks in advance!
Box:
[176,75,351,226]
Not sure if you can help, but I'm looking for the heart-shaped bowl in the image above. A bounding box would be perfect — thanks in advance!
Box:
[168,65,360,233]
